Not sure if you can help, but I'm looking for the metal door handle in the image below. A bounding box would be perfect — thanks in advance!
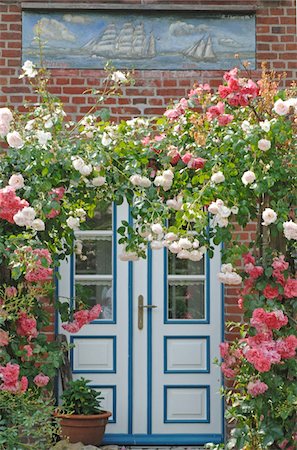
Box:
[138,295,157,330]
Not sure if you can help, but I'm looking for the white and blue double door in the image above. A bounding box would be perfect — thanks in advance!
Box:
[58,203,224,446]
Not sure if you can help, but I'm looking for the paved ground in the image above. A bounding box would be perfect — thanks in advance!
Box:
[51,442,203,450]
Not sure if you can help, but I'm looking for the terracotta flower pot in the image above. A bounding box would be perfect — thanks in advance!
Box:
[54,411,112,445]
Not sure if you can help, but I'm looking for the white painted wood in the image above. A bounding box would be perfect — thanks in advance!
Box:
[59,205,223,441]
[151,246,223,435]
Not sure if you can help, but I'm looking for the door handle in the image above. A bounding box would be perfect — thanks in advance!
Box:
[138,295,157,330]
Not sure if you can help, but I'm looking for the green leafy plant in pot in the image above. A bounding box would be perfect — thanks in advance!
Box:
[55,378,112,445]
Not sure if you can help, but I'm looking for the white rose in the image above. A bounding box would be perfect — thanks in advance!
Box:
[241,120,251,132]
[19,60,38,79]
[154,175,164,187]
[139,176,151,188]
[262,208,277,226]
[283,220,297,240]
[211,171,225,183]
[75,239,83,255]
[25,119,35,131]
[44,119,53,129]
[286,97,297,110]
[31,218,45,231]
[13,211,26,227]
[79,164,93,176]
[178,237,192,249]
[177,249,190,259]
[151,223,163,235]
[221,263,233,273]
[36,130,52,146]
[130,174,142,186]
[0,121,10,137]
[92,176,106,187]
[163,179,173,191]
[166,197,182,210]
[218,205,231,218]
[241,170,256,186]
[218,271,242,285]
[192,240,200,249]
[66,216,80,230]
[119,250,139,261]
[22,206,36,223]
[111,71,127,84]
[189,250,204,261]
[231,206,239,214]
[273,98,289,116]
[168,242,182,254]
[208,202,220,215]
[7,131,24,149]
[163,170,174,180]
[259,120,271,132]
[102,132,112,147]
[72,157,85,172]
[165,232,178,241]
[150,240,164,250]
[258,139,271,151]
[216,217,229,228]
[8,174,24,190]
[0,107,13,124]
[75,208,86,219]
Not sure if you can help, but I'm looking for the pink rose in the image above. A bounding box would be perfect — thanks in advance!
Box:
[34,373,50,388]
[88,304,102,322]
[188,157,206,170]
[5,286,17,298]
[284,278,297,298]
[16,312,38,339]
[0,329,9,346]
[263,284,279,299]
[276,335,297,359]
[247,380,268,397]
[218,114,233,126]
[182,153,192,165]
[272,256,289,272]
[219,342,229,358]
[62,321,81,333]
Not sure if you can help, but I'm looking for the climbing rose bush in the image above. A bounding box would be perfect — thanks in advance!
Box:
[0,61,296,448]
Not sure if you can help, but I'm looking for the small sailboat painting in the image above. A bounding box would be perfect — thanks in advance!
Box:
[183,35,216,62]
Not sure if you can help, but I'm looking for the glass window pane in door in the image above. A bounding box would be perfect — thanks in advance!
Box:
[168,280,205,320]
[168,252,204,276]
[76,237,112,275]
[75,281,112,320]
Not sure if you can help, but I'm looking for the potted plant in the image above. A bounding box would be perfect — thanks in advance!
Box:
[54,378,112,445]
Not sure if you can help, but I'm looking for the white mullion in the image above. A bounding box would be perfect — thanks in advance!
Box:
[167,274,206,281]
[75,274,113,282]
[75,230,112,238]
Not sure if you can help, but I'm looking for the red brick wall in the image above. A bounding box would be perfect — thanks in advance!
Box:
[0,0,296,341]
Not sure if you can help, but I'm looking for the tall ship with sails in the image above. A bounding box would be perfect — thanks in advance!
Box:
[183,35,216,61]
[83,22,156,59]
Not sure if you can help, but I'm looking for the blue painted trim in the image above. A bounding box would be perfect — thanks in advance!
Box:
[102,433,223,445]
[70,335,117,374]
[164,336,210,374]
[163,248,209,324]
[147,246,152,435]
[128,205,133,435]
[89,384,117,423]
[220,243,225,442]
[164,385,210,424]
[91,203,117,325]
[70,254,74,315]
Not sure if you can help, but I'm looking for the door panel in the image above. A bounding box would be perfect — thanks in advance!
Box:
[58,204,224,445]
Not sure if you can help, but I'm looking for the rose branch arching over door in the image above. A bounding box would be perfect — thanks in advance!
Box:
[58,203,224,446]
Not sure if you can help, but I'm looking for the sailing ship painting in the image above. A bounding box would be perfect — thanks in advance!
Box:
[83,22,156,60]
[22,11,256,70]
[183,35,216,62]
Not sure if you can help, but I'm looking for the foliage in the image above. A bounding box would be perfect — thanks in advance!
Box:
[60,378,103,415]
[0,390,59,450]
